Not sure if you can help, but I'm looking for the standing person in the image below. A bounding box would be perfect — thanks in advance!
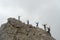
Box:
[36,22,39,27]
[47,26,51,36]
[27,20,29,24]
[42,24,47,31]
[18,16,21,21]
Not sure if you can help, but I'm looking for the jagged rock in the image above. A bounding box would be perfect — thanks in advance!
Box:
[0,18,55,40]
[8,18,25,28]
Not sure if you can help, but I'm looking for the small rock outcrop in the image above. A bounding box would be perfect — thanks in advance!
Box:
[0,18,55,40]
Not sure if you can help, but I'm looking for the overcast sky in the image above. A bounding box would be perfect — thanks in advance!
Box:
[0,0,60,40]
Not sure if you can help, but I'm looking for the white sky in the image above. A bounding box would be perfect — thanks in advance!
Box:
[0,0,60,40]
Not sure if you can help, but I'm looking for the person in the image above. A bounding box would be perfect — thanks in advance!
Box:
[42,24,47,31]
[18,16,20,20]
[27,20,29,24]
[47,26,51,36]
[36,22,39,27]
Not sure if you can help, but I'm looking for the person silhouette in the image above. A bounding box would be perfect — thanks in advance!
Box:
[47,26,51,36]
[42,24,47,31]
[27,20,29,24]
[36,22,39,27]
[18,16,21,21]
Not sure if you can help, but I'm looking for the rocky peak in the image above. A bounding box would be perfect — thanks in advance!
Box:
[0,18,55,40]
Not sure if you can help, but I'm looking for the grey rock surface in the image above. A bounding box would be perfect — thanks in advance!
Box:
[0,18,55,40]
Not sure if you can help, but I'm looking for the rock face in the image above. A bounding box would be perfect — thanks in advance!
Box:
[0,18,55,40]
